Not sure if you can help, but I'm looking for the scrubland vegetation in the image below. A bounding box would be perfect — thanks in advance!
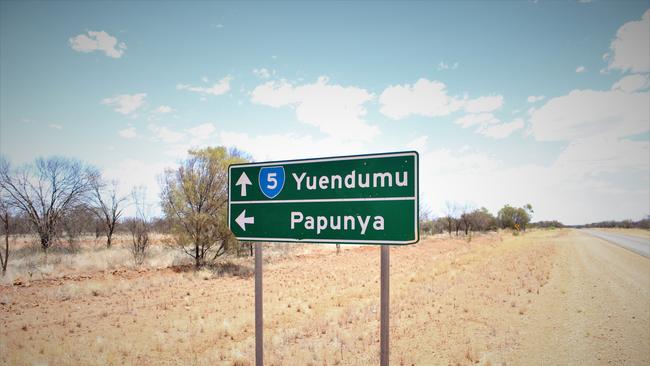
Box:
[1,148,648,365]
[0,146,644,293]
[0,146,559,278]
[0,148,252,275]
[2,230,648,365]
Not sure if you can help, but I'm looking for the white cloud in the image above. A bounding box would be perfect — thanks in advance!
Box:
[379,78,503,119]
[454,113,523,139]
[103,158,171,217]
[611,74,650,93]
[251,76,378,141]
[69,30,126,58]
[529,89,650,141]
[253,68,271,79]
[605,9,650,73]
[382,79,507,139]
[555,135,649,175]
[464,95,504,114]
[416,147,501,215]
[575,65,586,73]
[477,119,524,139]
[406,135,428,152]
[527,95,545,103]
[153,105,174,114]
[251,80,296,107]
[422,147,500,177]
[537,136,649,219]
[437,61,459,71]
[187,123,216,139]
[147,105,176,122]
[454,113,499,129]
[148,124,185,143]
[101,93,147,115]
[379,79,464,119]
[220,131,365,162]
[143,122,219,156]
[177,76,232,96]
[515,72,650,222]
[416,137,649,225]
[145,122,220,157]
[49,124,63,130]
[119,126,137,139]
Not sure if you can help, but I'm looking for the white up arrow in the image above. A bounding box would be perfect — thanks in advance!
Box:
[235,210,255,231]
[235,172,252,197]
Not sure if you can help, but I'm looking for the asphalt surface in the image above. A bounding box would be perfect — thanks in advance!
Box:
[581,229,650,258]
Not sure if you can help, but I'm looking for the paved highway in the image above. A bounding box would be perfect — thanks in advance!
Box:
[581,229,650,257]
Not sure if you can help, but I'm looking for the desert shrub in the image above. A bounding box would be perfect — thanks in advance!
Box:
[127,218,149,266]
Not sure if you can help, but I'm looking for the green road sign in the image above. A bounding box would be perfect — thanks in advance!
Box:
[228,151,419,245]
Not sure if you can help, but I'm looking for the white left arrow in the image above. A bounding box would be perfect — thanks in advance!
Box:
[235,172,252,197]
[235,210,255,231]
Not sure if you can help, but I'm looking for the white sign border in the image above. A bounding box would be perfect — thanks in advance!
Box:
[228,151,419,245]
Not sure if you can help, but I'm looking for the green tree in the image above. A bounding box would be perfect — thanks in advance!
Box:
[498,204,533,231]
[468,207,497,232]
[160,147,248,268]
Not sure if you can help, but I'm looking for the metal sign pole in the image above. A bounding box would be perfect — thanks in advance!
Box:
[380,245,390,366]
[255,243,263,366]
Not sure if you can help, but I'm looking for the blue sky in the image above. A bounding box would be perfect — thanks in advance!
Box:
[1,1,649,224]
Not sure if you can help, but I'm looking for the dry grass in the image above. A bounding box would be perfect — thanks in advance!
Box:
[0,234,264,285]
[0,230,551,365]
[1,229,647,365]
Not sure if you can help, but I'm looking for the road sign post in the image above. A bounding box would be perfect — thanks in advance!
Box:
[228,151,419,365]
[255,243,263,366]
[380,245,390,366]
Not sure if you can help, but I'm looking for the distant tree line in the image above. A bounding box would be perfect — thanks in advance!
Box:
[579,217,650,229]
[419,202,537,237]
[529,220,564,229]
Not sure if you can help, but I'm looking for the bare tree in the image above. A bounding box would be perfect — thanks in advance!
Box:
[419,203,434,237]
[128,187,149,265]
[0,157,96,253]
[419,203,432,222]
[90,178,126,248]
[0,158,10,275]
[443,201,458,237]
[459,203,475,236]
[0,204,9,276]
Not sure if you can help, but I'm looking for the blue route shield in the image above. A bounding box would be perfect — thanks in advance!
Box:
[258,166,285,199]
